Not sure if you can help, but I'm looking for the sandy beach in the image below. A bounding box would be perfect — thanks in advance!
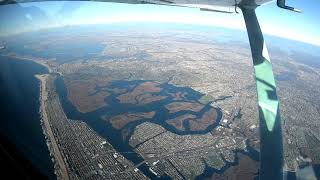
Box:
[36,74,69,180]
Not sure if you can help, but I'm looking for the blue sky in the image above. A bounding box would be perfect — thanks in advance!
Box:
[2,0,320,46]
[256,0,320,46]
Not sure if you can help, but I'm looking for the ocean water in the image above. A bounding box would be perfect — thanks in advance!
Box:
[0,56,55,179]
[55,77,260,179]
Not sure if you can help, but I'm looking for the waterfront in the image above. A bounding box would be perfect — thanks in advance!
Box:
[55,75,259,179]
[0,56,55,179]
[1,21,320,178]
[36,74,69,180]
[0,47,259,179]
[40,74,150,179]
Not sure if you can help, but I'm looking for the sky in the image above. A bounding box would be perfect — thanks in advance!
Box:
[1,0,319,46]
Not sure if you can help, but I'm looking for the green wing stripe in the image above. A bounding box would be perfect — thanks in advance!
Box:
[254,57,279,131]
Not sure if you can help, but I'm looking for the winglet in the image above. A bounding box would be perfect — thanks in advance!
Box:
[277,0,302,13]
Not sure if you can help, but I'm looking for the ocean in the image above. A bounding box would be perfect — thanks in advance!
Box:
[0,56,55,179]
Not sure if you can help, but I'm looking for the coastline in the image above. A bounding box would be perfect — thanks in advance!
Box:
[36,74,69,180]
[1,53,67,178]
[1,53,54,73]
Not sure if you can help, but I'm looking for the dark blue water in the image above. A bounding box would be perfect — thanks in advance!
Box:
[195,140,260,179]
[5,37,105,63]
[0,56,55,179]
[55,78,164,179]
[54,77,260,179]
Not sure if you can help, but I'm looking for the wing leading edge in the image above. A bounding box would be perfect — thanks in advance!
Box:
[0,0,273,13]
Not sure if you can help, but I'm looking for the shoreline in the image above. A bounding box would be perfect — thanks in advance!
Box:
[1,53,54,73]
[36,74,69,180]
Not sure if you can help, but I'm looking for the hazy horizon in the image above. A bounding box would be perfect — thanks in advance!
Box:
[0,1,320,46]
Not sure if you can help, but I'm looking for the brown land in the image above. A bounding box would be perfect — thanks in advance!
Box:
[109,111,156,129]
[136,93,167,105]
[110,87,127,94]
[167,114,197,131]
[188,108,217,131]
[65,79,110,113]
[211,153,258,180]
[36,74,69,180]
[117,82,165,105]
[165,102,205,114]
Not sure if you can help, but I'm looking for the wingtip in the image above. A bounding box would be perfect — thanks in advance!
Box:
[293,8,302,13]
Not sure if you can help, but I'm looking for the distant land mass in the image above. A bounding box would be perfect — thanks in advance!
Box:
[0,23,319,179]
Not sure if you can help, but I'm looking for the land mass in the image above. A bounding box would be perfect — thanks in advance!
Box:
[38,74,148,179]
[2,25,320,178]
[110,111,156,129]
[36,74,70,180]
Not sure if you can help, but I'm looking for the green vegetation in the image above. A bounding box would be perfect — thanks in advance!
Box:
[199,94,213,104]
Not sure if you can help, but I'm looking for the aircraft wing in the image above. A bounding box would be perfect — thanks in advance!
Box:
[0,0,273,13]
